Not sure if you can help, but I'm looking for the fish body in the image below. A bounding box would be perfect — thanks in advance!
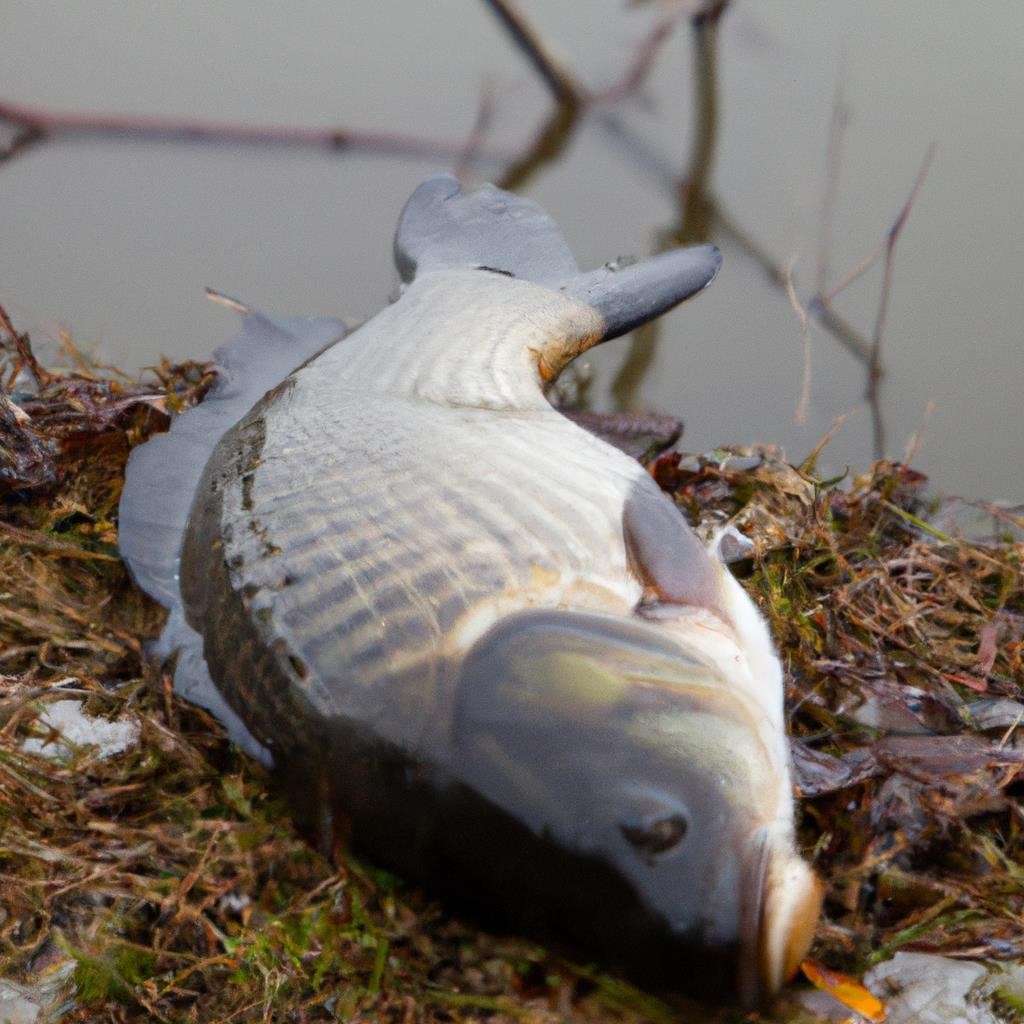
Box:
[119,177,820,1005]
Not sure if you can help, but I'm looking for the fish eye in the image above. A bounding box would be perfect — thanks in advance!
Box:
[619,812,688,859]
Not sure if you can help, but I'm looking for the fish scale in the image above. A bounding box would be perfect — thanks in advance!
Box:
[122,176,821,1007]
[191,378,645,753]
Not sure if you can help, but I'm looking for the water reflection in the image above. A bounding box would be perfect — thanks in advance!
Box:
[1,0,1021,501]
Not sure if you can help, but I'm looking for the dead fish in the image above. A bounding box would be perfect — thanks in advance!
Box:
[118,176,821,1006]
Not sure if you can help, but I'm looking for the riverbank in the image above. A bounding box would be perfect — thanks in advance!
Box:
[1,333,1021,1023]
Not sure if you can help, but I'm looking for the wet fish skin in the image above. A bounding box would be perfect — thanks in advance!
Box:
[119,176,821,1006]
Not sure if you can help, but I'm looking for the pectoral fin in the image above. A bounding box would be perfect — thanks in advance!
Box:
[622,483,727,617]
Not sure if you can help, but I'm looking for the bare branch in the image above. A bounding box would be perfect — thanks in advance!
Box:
[867,375,886,459]
[481,0,585,105]
[0,98,507,167]
[497,100,580,192]
[613,1,729,407]
[820,234,889,305]
[611,320,661,411]
[714,200,875,368]
[675,2,724,244]
[712,201,789,287]
[820,144,931,306]
[594,112,680,193]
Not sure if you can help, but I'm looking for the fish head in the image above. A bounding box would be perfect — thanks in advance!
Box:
[452,608,821,1005]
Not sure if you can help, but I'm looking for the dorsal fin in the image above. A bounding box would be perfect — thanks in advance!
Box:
[118,308,345,609]
[395,175,579,286]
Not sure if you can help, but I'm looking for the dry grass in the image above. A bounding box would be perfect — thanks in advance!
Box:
[0,333,1021,1023]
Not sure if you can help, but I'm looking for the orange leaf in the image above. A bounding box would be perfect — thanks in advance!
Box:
[801,960,887,1022]
[941,670,988,693]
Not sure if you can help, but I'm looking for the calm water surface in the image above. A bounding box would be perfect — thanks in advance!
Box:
[1,1,1021,501]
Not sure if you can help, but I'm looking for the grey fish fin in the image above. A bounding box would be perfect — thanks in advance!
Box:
[394,176,720,365]
[119,309,346,608]
[119,307,345,765]
[563,245,721,343]
[622,482,727,618]
[156,606,273,765]
[395,175,579,285]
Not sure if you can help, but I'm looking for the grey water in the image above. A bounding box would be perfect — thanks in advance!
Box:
[1,0,1021,503]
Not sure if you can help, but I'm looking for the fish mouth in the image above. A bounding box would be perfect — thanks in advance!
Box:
[738,831,823,1008]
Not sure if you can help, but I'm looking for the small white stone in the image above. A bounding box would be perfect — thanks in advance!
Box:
[865,952,991,1024]
[21,699,139,761]
[0,961,75,1024]
[0,986,40,1024]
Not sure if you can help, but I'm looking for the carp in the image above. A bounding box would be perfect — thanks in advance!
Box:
[119,176,821,1005]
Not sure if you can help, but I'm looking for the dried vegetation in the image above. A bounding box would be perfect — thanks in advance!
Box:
[0,322,1021,1023]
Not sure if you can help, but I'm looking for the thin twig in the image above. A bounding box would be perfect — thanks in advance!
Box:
[712,200,788,287]
[870,144,935,383]
[481,0,585,105]
[497,99,580,192]
[611,320,661,412]
[0,124,44,165]
[859,145,933,459]
[677,0,727,243]
[0,302,50,388]
[821,234,888,305]
[817,62,848,295]
[612,1,728,409]
[783,254,813,425]
[819,146,931,306]
[903,399,935,466]
[805,296,873,363]
[0,98,508,167]
[867,374,886,459]
[480,0,584,190]
[454,81,498,182]
[591,0,699,104]
[594,112,680,193]
[701,194,878,365]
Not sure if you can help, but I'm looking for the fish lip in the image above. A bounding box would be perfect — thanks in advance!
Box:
[738,830,823,1009]
[737,828,773,1009]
